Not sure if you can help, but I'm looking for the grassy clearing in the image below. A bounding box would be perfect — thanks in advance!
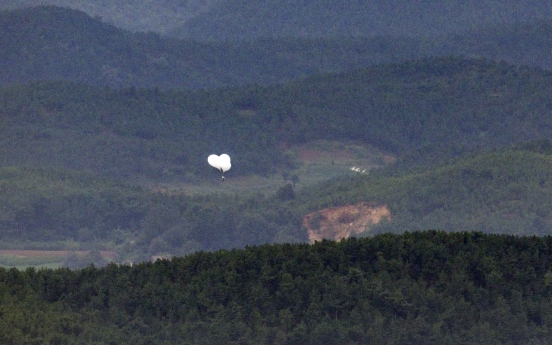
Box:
[0,253,65,269]
[0,250,116,269]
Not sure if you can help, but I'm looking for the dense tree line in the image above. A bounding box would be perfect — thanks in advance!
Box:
[2,231,552,344]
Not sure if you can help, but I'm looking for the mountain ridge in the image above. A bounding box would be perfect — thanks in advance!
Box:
[3,6,552,90]
[1,57,551,182]
[173,0,552,40]
[5,0,552,40]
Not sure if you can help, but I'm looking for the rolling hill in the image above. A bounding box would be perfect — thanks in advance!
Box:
[1,57,551,183]
[4,58,550,261]
[2,140,552,265]
[3,6,552,90]
[0,6,424,89]
[0,0,222,34]
[4,4,552,342]
[298,142,552,237]
[5,0,552,40]
[2,231,552,344]
[2,5,552,267]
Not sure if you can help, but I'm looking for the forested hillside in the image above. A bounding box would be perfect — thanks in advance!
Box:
[3,6,552,89]
[1,141,552,264]
[0,6,418,90]
[0,6,228,89]
[0,6,426,89]
[3,5,552,271]
[2,231,552,344]
[264,57,552,153]
[1,57,552,264]
[4,4,552,343]
[443,20,552,69]
[298,142,552,237]
[1,58,551,182]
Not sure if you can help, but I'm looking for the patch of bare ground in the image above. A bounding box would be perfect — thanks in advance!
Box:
[303,202,391,243]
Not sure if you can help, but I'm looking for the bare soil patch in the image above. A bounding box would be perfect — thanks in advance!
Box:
[303,202,391,243]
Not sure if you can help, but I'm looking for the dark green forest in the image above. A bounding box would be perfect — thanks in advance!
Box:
[0,0,219,35]
[2,57,552,181]
[2,231,552,344]
[0,6,424,89]
[5,0,552,43]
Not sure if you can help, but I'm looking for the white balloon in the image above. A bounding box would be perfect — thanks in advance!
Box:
[208,154,231,173]
[218,154,231,172]
[207,154,219,169]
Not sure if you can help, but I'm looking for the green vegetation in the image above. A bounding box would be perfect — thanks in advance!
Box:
[0,141,552,265]
[297,144,552,236]
[3,6,552,343]
[0,253,64,269]
[1,231,552,344]
[1,58,552,183]
[0,6,424,89]
[174,0,552,40]
[3,6,552,90]
[0,166,306,264]
[0,0,218,34]
[2,57,552,264]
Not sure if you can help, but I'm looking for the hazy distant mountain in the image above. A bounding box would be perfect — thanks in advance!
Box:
[171,0,552,41]
[3,5,552,90]
[0,0,222,34]
[4,0,552,40]
[0,6,428,89]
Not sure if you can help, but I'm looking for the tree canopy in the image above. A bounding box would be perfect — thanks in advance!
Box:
[2,231,552,344]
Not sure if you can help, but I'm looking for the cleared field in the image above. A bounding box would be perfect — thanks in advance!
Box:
[0,249,116,259]
[0,250,116,269]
